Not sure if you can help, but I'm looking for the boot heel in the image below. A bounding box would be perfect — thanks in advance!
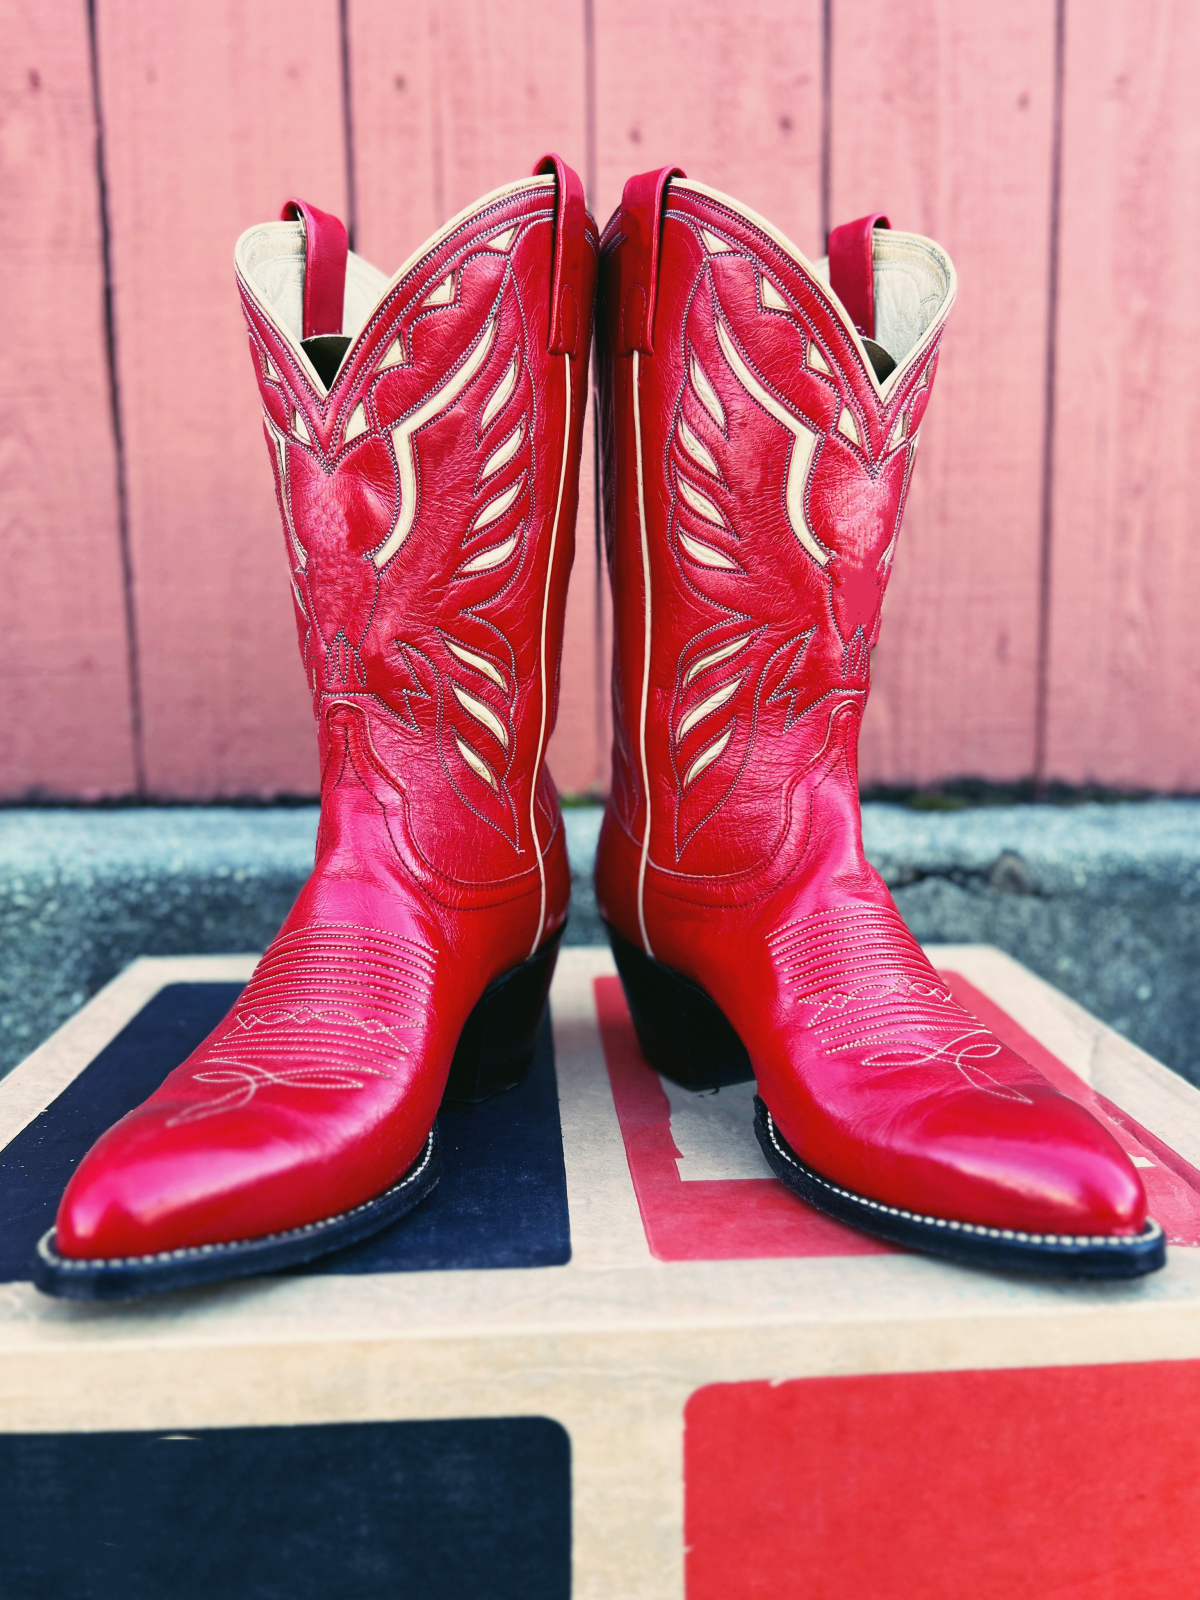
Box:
[442,927,565,1109]
[606,923,753,1090]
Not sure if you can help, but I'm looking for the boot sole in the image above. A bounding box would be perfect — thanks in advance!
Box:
[33,930,564,1300]
[606,924,1167,1279]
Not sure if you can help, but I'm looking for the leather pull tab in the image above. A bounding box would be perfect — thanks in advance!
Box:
[611,165,686,356]
[828,212,890,341]
[534,154,589,357]
[281,197,349,340]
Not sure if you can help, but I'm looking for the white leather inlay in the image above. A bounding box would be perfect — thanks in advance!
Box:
[377,338,406,371]
[292,409,312,443]
[760,276,789,312]
[455,735,496,788]
[481,352,520,432]
[679,531,737,570]
[689,353,725,429]
[344,403,368,443]
[808,341,831,375]
[423,273,456,307]
[684,633,752,686]
[632,350,654,958]
[472,474,525,531]
[837,406,861,446]
[374,318,498,569]
[265,413,305,570]
[684,725,733,786]
[715,317,829,568]
[677,416,718,476]
[676,475,725,526]
[481,420,525,480]
[485,226,518,252]
[678,677,741,740]
[461,532,518,573]
[452,683,509,747]
[445,638,505,688]
[700,228,735,254]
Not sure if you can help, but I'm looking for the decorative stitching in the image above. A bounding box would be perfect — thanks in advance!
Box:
[770,904,1036,1099]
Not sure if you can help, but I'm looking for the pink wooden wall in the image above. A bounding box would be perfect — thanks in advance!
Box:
[4,0,1198,800]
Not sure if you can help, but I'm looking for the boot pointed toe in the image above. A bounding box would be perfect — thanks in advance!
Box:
[898,1083,1149,1238]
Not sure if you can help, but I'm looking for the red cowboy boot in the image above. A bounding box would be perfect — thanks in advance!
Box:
[36,157,596,1298]
[595,169,1162,1276]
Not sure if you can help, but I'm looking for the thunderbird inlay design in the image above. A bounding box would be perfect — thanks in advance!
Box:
[41,162,597,1294]
[595,171,1159,1276]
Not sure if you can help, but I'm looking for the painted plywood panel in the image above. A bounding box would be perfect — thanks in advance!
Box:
[0,3,135,798]
[94,1,347,797]
[831,0,1056,786]
[349,0,587,269]
[1045,1,1200,790]
[591,0,823,253]
[348,0,599,793]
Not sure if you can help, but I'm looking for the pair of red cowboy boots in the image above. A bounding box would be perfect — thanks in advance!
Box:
[35,158,1161,1298]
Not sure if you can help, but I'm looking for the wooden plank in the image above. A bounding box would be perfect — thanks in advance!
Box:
[592,0,823,253]
[94,1,347,797]
[831,0,1057,786]
[349,0,587,268]
[348,0,599,793]
[0,2,135,798]
[1045,1,1200,790]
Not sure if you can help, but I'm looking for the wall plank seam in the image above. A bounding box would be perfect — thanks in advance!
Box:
[85,0,144,794]
[820,0,832,245]
[1033,0,1067,790]
[339,0,359,248]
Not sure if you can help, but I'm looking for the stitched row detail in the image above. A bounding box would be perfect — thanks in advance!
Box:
[39,1131,437,1272]
[763,1110,1160,1250]
[768,904,1033,1101]
[167,923,437,1124]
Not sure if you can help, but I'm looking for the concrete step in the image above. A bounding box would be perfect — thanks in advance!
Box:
[1,801,1197,1084]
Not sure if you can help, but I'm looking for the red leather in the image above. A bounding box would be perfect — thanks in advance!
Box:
[534,153,588,356]
[609,166,687,355]
[594,173,1147,1238]
[55,163,597,1259]
[281,197,348,339]
[828,212,889,340]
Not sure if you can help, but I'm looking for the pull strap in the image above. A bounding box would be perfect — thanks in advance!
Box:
[534,154,589,357]
[280,197,348,340]
[610,165,687,356]
[828,212,890,341]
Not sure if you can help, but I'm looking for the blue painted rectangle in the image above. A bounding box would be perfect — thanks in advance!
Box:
[0,983,570,1280]
[0,1417,571,1599]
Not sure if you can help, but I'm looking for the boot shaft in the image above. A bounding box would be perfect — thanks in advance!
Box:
[597,173,954,886]
[234,162,596,894]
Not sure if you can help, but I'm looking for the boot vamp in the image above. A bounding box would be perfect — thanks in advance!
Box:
[740,901,1148,1236]
[55,920,455,1259]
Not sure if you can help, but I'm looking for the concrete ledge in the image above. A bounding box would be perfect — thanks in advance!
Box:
[1,802,1197,1084]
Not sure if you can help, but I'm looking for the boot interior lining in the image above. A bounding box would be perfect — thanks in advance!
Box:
[813,231,951,369]
[235,175,556,394]
[236,223,389,389]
